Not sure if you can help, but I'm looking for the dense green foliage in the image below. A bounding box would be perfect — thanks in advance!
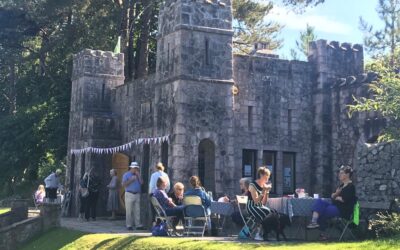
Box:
[360,0,400,65]
[0,0,123,198]
[233,0,283,54]
[350,0,400,141]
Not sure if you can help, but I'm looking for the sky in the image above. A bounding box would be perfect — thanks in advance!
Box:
[265,0,382,60]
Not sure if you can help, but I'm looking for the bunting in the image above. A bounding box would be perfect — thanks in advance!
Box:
[70,135,170,155]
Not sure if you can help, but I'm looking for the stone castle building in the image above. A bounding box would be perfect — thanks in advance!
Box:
[66,0,388,217]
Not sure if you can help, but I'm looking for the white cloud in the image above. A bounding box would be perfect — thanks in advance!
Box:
[268,6,352,35]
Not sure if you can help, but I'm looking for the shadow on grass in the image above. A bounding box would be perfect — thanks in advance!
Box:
[91,237,119,250]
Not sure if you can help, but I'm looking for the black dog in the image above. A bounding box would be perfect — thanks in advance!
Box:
[261,213,291,241]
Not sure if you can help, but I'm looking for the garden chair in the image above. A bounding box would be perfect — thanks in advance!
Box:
[183,195,210,237]
[236,195,261,239]
[330,201,359,241]
[150,196,179,236]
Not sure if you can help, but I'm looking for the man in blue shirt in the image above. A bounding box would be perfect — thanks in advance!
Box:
[122,162,144,230]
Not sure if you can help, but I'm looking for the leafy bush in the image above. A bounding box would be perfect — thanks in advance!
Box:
[369,212,400,238]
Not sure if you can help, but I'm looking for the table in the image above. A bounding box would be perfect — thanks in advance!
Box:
[210,201,235,234]
[267,197,330,240]
[210,201,235,216]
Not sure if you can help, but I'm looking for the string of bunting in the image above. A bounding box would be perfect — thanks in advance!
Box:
[70,135,169,155]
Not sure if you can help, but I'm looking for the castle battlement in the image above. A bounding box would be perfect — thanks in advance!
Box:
[308,39,364,77]
[159,0,232,36]
[72,49,124,79]
[332,72,378,89]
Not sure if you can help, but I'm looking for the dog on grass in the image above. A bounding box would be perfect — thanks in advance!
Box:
[262,212,291,241]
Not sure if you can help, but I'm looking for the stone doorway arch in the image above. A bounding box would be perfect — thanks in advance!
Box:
[112,153,129,214]
[198,139,216,193]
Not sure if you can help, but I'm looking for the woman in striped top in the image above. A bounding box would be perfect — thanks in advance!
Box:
[247,166,273,239]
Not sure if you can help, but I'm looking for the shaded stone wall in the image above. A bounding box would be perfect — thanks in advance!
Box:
[330,73,382,180]
[67,50,124,216]
[233,55,314,194]
[308,40,364,195]
[356,142,400,202]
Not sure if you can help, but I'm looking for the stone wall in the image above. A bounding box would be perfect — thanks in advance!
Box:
[308,40,364,195]
[67,49,125,216]
[233,54,314,194]
[0,203,60,250]
[0,199,29,228]
[356,142,400,202]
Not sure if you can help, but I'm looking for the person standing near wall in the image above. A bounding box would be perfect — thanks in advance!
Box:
[149,162,170,194]
[44,169,62,202]
[81,170,101,221]
[122,162,145,230]
[107,169,119,220]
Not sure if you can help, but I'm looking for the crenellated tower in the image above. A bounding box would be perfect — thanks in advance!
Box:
[308,40,364,195]
[154,0,236,194]
[67,50,124,215]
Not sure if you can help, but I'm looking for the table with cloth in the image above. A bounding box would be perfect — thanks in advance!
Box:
[267,197,331,240]
[210,201,235,235]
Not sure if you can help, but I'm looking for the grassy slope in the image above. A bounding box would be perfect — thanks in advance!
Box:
[21,228,400,250]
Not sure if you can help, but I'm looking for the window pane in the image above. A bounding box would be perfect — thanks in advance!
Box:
[263,151,276,193]
[242,149,257,177]
[283,152,295,194]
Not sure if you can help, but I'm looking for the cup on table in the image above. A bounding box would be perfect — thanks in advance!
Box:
[313,194,319,199]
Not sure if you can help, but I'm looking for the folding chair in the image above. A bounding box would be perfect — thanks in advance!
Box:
[236,195,261,239]
[150,196,179,236]
[183,195,210,237]
[330,202,359,241]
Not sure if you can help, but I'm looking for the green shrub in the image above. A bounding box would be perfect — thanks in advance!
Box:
[369,212,400,238]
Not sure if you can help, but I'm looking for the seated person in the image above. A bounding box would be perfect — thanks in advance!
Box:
[184,176,211,211]
[231,178,251,227]
[307,165,357,240]
[35,184,46,204]
[169,182,184,206]
[153,176,184,228]
[184,176,212,230]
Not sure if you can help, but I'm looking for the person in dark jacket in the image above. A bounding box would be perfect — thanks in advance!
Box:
[80,170,101,221]
[307,165,357,239]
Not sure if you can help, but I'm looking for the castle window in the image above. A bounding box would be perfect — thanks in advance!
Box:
[242,149,257,177]
[288,109,292,136]
[167,43,170,72]
[248,106,253,131]
[205,38,210,65]
[263,151,276,194]
[101,83,105,102]
[283,152,296,194]
[171,48,175,72]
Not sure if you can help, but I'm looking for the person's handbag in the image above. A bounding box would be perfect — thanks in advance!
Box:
[151,221,168,236]
[238,225,251,239]
[80,173,90,198]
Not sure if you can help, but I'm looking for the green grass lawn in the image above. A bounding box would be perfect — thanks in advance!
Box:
[0,207,11,215]
[21,228,400,250]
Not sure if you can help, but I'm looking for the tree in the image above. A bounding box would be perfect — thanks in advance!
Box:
[349,52,400,141]
[359,0,400,66]
[290,24,317,60]
[233,0,283,54]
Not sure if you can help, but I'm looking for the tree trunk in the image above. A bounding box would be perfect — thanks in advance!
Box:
[9,60,17,115]
[127,0,137,81]
[134,0,154,79]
